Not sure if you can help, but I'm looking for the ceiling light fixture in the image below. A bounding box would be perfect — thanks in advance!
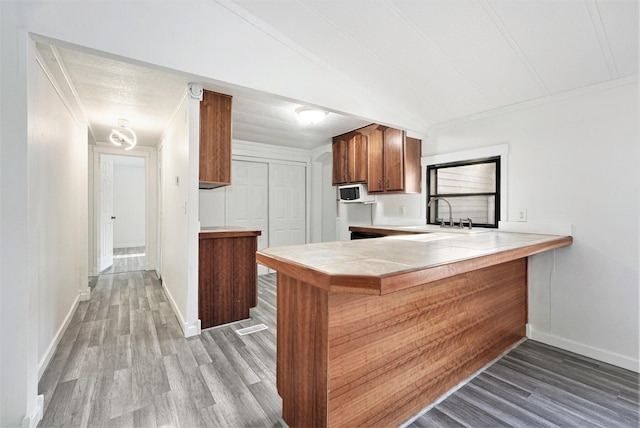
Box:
[296,107,328,125]
[109,119,137,150]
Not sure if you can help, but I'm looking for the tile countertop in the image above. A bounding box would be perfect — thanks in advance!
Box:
[199,226,262,238]
[256,230,572,295]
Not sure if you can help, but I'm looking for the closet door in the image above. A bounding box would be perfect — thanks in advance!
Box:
[269,163,306,248]
[226,160,269,273]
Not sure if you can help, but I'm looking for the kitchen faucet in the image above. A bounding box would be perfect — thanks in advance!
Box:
[427,197,453,227]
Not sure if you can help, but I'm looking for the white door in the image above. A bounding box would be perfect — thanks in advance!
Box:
[99,156,114,271]
[226,160,269,274]
[269,163,306,248]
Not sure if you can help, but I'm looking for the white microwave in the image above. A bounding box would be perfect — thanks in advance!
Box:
[338,184,375,203]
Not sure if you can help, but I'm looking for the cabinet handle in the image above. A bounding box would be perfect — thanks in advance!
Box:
[378,179,382,190]
[386,178,390,189]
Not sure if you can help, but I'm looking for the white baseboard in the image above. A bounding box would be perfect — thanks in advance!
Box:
[38,294,81,379]
[161,279,200,338]
[527,325,639,372]
[78,285,91,301]
[21,394,43,428]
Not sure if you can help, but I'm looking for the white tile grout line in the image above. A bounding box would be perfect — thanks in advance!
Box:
[236,323,268,336]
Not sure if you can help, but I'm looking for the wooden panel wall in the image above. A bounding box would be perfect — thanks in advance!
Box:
[274,260,527,427]
[198,236,258,329]
[326,258,527,427]
[276,273,329,427]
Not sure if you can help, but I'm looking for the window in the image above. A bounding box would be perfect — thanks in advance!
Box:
[427,156,500,228]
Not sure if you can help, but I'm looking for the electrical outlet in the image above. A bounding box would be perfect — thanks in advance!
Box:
[517,208,527,222]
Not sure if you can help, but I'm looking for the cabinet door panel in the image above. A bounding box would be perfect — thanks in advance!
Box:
[349,134,368,183]
[367,129,384,193]
[332,139,348,185]
[233,237,258,319]
[198,239,215,329]
[200,91,232,187]
[199,238,235,329]
[404,137,422,194]
[211,238,234,327]
[383,128,404,191]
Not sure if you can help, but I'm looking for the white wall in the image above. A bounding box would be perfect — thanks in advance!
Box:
[199,186,226,227]
[160,93,200,338]
[112,160,146,248]
[425,81,639,370]
[2,6,37,423]
[31,46,89,380]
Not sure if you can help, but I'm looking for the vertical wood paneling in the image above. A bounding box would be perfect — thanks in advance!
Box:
[198,239,215,329]
[367,129,384,192]
[232,236,257,318]
[274,259,527,427]
[325,259,527,427]
[198,234,259,329]
[349,134,368,183]
[276,273,328,427]
[383,127,404,191]
[199,90,232,188]
[211,238,233,327]
[404,136,422,193]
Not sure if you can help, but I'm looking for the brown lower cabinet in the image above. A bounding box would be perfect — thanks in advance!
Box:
[198,227,262,329]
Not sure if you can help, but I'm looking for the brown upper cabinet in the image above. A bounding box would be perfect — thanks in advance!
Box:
[367,126,421,194]
[199,90,232,189]
[333,124,421,194]
[332,133,368,185]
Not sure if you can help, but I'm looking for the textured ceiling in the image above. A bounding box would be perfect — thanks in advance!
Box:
[36,44,370,150]
[36,0,638,151]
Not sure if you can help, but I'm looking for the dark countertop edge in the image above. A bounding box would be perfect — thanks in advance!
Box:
[348,225,426,235]
[199,228,262,238]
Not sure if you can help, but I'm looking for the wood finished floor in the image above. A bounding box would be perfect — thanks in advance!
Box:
[39,271,639,427]
[99,247,146,275]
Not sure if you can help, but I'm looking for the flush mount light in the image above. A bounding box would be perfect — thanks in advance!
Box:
[296,107,328,125]
[109,119,137,150]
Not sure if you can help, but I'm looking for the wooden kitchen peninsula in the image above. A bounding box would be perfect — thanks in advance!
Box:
[256,231,572,427]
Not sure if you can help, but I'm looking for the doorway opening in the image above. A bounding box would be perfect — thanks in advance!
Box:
[98,154,147,275]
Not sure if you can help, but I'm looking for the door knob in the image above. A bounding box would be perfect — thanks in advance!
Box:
[111,216,116,220]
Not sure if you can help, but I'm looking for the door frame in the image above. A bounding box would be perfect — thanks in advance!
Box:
[89,144,158,276]
[98,155,114,272]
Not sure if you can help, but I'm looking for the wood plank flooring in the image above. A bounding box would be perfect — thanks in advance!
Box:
[100,247,146,275]
[39,271,639,427]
